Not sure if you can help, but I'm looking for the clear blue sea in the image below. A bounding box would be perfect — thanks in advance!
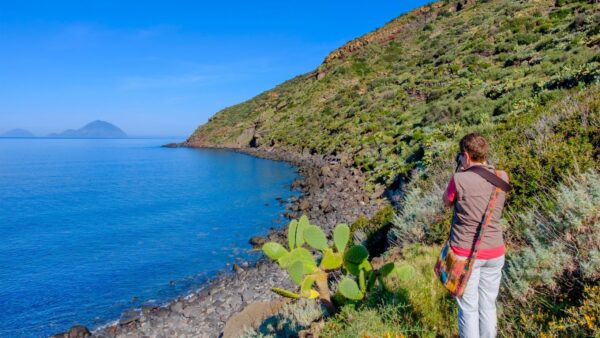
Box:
[0,138,299,337]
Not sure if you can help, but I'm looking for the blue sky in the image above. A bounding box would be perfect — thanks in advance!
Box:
[0,1,432,138]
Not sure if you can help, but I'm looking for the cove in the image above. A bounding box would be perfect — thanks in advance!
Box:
[0,138,299,337]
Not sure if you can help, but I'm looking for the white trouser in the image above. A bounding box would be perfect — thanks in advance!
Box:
[455,255,505,338]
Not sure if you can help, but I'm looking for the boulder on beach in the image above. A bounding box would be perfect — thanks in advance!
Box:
[222,300,288,338]
[118,309,141,325]
[50,325,91,338]
[249,235,266,248]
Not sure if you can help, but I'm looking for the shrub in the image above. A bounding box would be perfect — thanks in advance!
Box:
[514,32,539,45]
[320,244,457,337]
[493,85,599,212]
[544,63,600,90]
[351,58,371,77]
[350,205,396,256]
[550,8,571,21]
[390,184,447,246]
[500,169,600,335]
[319,299,419,337]
[389,147,457,247]
[543,285,600,337]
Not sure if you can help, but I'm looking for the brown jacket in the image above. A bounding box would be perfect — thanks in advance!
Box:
[449,164,508,250]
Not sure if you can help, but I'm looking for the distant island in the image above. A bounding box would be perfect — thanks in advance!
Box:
[48,120,128,139]
[0,129,35,138]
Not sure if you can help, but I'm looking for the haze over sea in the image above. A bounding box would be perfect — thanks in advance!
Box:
[0,138,299,337]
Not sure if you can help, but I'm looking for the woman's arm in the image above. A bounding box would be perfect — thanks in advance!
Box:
[499,170,509,184]
[443,175,456,208]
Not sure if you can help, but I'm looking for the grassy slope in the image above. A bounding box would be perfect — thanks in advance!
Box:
[188,0,598,186]
[187,0,599,336]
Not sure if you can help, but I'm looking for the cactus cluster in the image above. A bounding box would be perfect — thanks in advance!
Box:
[262,215,403,309]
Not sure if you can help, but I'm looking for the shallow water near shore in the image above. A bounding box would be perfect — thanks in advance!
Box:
[0,138,299,337]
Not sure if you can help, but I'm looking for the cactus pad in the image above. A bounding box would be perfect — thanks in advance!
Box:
[344,245,369,264]
[300,275,316,298]
[379,262,396,277]
[333,223,350,253]
[288,260,305,285]
[262,242,289,260]
[320,248,343,270]
[296,215,310,247]
[359,269,366,292]
[287,219,299,249]
[304,225,328,251]
[272,287,300,299]
[338,277,364,300]
[278,247,314,268]
[344,261,360,276]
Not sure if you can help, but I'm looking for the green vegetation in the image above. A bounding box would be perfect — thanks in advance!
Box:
[188,0,599,336]
[321,245,456,337]
[311,168,600,338]
[189,0,598,188]
[384,86,599,336]
[240,299,324,338]
[501,169,600,336]
[261,215,409,308]
[350,204,396,256]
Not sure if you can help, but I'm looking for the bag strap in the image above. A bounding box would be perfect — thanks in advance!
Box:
[468,183,500,263]
[471,187,500,260]
[465,165,511,192]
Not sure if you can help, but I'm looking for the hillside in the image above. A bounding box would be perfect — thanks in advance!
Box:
[0,129,35,137]
[187,0,597,187]
[49,120,128,138]
[185,0,599,336]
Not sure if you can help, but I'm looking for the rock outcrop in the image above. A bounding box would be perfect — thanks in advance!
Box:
[323,2,444,64]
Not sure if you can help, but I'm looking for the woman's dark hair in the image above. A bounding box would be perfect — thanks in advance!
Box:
[459,133,489,162]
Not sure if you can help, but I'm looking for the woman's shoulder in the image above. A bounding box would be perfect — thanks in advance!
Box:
[454,165,509,183]
[496,169,509,183]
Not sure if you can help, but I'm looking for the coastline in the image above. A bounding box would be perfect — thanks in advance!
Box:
[54,145,387,338]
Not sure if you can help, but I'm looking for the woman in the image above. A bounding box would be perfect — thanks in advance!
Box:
[442,133,509,338]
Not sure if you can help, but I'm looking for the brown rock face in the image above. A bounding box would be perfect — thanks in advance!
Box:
[235,126,256,148]
[323,2,443,64]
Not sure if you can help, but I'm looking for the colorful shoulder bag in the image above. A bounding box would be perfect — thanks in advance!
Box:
[434,169,508,297]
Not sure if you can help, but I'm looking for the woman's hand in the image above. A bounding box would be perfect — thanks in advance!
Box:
[443,191,453,208]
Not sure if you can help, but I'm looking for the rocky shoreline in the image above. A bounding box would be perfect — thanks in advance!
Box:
[53,145,387,338]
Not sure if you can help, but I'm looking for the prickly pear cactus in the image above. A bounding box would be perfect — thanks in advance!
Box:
[261,215,407,309]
